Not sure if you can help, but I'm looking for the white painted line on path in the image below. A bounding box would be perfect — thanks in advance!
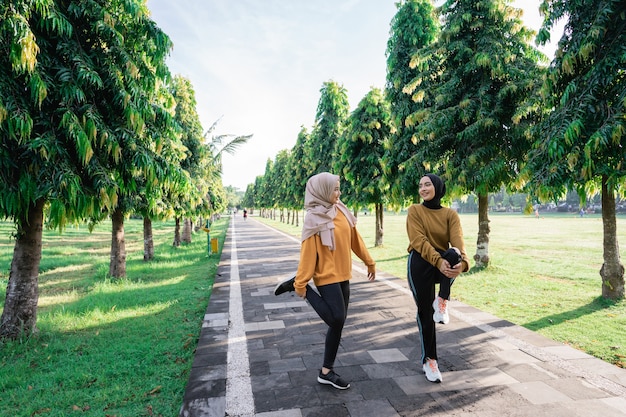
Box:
[225,216,255,417]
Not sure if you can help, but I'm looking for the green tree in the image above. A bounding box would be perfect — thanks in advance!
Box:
[0,0,172,337]
[171,111,250,246]
[242,181,259,215]
[412,0,544,268]
[337,88,393,246]
[224,185,243,212]
[258,159,274,218]
[385,0,439,205]
[270,149,292,223]
[170,76,206,246]
[89,2,174,279]
[307,80,350,174]
[284,127,311,226]
[187,126,250,235]
[136,82,190,261]
[524,0,625,299]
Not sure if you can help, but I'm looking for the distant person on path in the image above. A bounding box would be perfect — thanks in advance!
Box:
[274,172,376,390]
[243,209,248,220]
[406,173,469,383]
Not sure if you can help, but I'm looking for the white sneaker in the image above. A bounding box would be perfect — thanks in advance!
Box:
[432,296,449,324]
[423,358,442,383]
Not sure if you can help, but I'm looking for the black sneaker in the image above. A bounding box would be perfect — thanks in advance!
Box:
[317,369,350,390]
[274,275,295,296]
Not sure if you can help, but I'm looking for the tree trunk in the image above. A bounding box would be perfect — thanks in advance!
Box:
[600,175,625,299]
[474,192,490,268]
[143,216,154,261]
[0,199,45,339]
[182,218,192,244]
[375,202,384,247]
[173,217,181,247]
[109,208,126,278]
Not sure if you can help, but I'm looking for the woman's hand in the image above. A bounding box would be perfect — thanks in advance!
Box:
[449,262,462,278]
[439,260,461,279]
[295,286,306,299]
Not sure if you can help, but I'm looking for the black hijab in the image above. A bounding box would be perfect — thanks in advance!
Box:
[422,173,446,210]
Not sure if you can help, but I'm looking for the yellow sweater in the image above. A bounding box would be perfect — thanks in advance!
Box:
[406,203,470,272]
[294,210,375,290]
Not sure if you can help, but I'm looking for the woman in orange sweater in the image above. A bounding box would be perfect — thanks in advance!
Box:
[406,173,469,383]
[274,172,376,390]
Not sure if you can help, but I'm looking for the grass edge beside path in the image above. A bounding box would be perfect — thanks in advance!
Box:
[252,212,626,369]
[0,216,229,417]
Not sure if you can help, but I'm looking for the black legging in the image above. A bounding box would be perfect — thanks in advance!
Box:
[407,250,454,364]
[305,281,350,369]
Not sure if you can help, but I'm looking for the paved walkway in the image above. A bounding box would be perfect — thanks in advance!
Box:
[179,215,626,417]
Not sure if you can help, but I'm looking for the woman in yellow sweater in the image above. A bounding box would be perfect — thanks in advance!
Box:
[406,173,469,383]
[274,172,376,390]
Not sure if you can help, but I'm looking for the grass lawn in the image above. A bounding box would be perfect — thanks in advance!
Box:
[0,217,228,417]
[255,210,626,368]
[1,210,624,416]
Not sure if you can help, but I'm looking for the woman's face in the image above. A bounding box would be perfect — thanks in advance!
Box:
[419,176,435,201]
[330,181,341,204]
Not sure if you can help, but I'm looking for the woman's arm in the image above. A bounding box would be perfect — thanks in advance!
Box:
[406,205,441,268]
[350,227,376,281]
[448,211,470,273]
[294,237,317,297]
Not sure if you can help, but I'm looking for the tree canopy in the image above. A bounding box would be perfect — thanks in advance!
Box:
[385,0,439,205]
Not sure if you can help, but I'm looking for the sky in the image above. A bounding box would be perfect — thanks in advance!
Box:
[146,0,562,191]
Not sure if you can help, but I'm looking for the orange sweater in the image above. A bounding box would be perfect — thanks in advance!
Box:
[294,210,375,290]
[406,203,470,272]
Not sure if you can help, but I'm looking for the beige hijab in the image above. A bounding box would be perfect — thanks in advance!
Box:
[301,172,356,250]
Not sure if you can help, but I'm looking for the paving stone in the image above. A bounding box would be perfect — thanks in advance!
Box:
[355,378,406,400]
[560,398,626,417]
[187,364,227,382]
[544,376,615,399]
[368,348,409,363]
[361,362,412,379]
[190,351,227,368]
[247,347,281,363]
[257,410,302,417]
[301,404,349,417]
[601,397,626,415]
[498,362,559,382]
[183,377,226,400]
[287,368,322,387]
[344,399,400,417]
[543,344,593,359]
[249,360,270,376]
[335,350,377,367]
[508,380,573,404]
[251,372,293,392]
[245,320,285,332]
[179,396,225,417]
[269,357,306,373]
[270,385,323,410]
[388,394,447,416]
[494,348,540,364]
